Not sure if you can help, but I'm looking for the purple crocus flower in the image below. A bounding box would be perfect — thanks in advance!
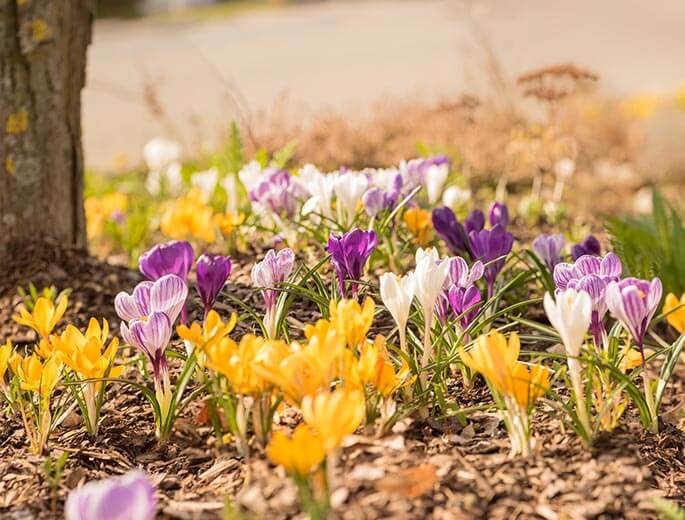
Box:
[251,248,295,312]
[448,285,482,331]
[249,168,306,218]
[362,188,385,217]
[326,229,377,298]
[606,277,663,355]
[431,206,472,259]
[488,202,509,229]
[464,210,485,235]
[532,233,565,271]
[139,240,194,282]
[400,155,448,194]
[121,312,173,382]
[65,470,156,520]
[435,256,484,325]
[196,254,232,318]
[553,253,622,348]
[115,274,188,325]
[571,234,601,261]
[468,225,514,298]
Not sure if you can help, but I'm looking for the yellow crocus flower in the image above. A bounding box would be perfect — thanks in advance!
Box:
[403,207,433,247]
[15,353,62,398]
[85,192,128,240]
[51,318,122,381]
[12,296,68,339]
[509,361,551,410]
[324,297,375,349]
[0,340,13,380]
[177,310,237,352]
[214,211,245,238]
[301,387,365,453]
[357,336,414,398]
[267,424,325,478]
[663,292,685,333]
[160,188,217,243]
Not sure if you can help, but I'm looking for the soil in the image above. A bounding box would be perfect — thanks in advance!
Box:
[1,243,684,519]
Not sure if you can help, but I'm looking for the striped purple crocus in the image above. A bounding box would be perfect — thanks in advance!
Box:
[251,248,295,338]
[532,233,565,271]
[435,256,483,325]
[65,470,156,520]
[554,253,622,348]
[196,254,232,319]
[606,277,663,357]
[326,229,377,298]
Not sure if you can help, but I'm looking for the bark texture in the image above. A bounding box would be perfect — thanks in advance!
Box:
[0,0,94,259]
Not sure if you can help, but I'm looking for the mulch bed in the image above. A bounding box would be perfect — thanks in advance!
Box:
[1,245,685,519]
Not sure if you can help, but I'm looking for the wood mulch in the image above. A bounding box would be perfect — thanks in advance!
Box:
[1,244,685,519]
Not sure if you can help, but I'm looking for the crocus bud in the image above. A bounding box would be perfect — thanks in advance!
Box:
[464,209,485,234]
[327,229,377,298]
[532,233,565,270]
[488,202,509,229]
[196,254,232,317]
[362,187,385,217]
[570,235,601,260]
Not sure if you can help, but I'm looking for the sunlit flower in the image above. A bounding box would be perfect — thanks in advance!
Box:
[214,211,245,238]
[403,208,433,246]
[252,248,295,338]
[488,202,509,229]
[85,192,128,240]
[334,171,368,226]
[327,229,377,298]
[326,297,375,350]
[606,277,662,352]
[115,274,188,326]
[66,469,157,520]
[190,167,219,202]
[196,254,232,317]
[379,272,415,354]
[442,185,471,210]
[357,336,413,398]
[160,188,217,243]
[52,319,122,381]
[570,234,601,261]
[0,340,14,391]
[143,137,182,196]
[464,209,485,235]
[431,206,472,259]
[267,425,326,478]
[663,292,685,333]
[532,233,565,270]
[176,310,237,353]
[301,387,365,452]
[13,295,68,339]
[139,240,195,282]
[15,353,62,398]
[468,225,514,298]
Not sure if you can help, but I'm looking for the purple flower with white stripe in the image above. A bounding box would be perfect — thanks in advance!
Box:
[553,253,622,347]
[196,254,232,318]
[431,206,472,259]
[571,234,601,261]
[488,202,509,229]
[251,248,295,339]
[468,225,514,298]
[139,240,194,282]
[448,285,482,331]
[606,277,663,354]
[65,470,156,520]
[115,274,188,325]
[532,233,565,270]
[327,229,377,298]
[435,256,484,326]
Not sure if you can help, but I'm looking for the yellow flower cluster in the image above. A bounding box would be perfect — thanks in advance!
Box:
[459,331,551,410]
[160,188,217,243]
[85,192,128,240]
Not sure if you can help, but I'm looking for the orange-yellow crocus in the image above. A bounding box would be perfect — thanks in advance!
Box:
[0,340,13,381]
[663,292,685,333]
[357,336,414,398]
[15,353,62,399]
[12,296,68,339]
[177,310,237,352]
[403,207,433,247]
[321,297,375,350]
[267,424,325,478]
[51,318,122,381]
[160,188,216,243]
[301,387,365,453]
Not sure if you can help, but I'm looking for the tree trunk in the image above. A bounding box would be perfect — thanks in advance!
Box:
[0,0,93,260]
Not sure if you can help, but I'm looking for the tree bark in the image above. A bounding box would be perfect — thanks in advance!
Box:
[0,0,93,260]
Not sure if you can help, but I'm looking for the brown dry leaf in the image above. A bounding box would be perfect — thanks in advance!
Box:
[376,463,438,498]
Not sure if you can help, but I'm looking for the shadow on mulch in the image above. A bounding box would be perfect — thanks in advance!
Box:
[1,244,684,519]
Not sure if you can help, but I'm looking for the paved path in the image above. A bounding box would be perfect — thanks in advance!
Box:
[84,0,685,169]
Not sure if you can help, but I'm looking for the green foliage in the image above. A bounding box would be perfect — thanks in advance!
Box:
[16,284,71,311]
[608,190,685,294]
[652,498,685,520]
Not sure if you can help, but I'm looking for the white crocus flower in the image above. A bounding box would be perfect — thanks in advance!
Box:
[191,167,219,203]
[414,248,450,382]
[380,272,416,355]
[442,185,471,210]
[544,289,592,436]
[425,162,449,204]
[220,174,239,214]
[237,160,263,192]
[143,137,182,195]
[334,172,368,227]
[298,164,336,222]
